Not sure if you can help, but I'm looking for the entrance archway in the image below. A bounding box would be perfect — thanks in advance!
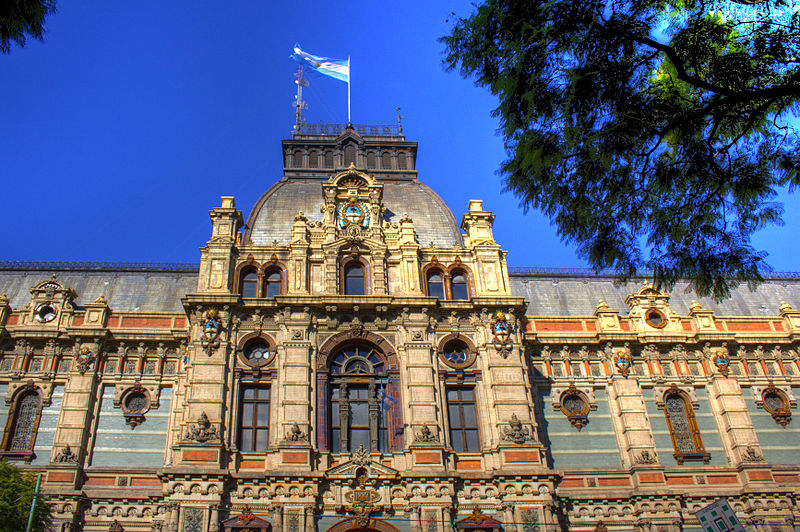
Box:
[326,517,402,532]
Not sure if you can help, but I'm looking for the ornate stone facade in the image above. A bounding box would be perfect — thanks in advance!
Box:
[0,126,798,531]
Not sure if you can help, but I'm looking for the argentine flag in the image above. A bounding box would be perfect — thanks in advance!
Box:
[291,43,349,83]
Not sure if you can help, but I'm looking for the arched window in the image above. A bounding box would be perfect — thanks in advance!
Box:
[325,151,334,167]
[381,152,392,169]
[397,152,407,169]
[663,391,709,464]
[426,271,445,299]
[239,269,259,298]
[264,269,282,298]
[366,152,376,168]
[343,263,365,295]
[344,145,356,166]
[329,344,388,453]
[450,271,469,300]
[309,150,318,168]
[293,151,303,168]
[6,391,40,453]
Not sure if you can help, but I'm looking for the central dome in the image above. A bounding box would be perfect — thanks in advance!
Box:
[242,127,463,247]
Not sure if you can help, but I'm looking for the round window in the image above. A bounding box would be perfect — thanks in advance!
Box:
[439,338,475,369]
[124,392,149,413]
[241,338,274,367]
[644,308,667,329]
[763,390,788,414]
[34,303,57,323]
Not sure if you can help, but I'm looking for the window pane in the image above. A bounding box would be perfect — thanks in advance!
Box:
[240,429,253,451]
[450,429,463,453]
[461,403,476,427]
[243,387,255,399]
[379,428,388,452]
[256,429,269,450]
[447,389,461,402]
[345,276,364,295]
[241,271,258,298]
[451,274,469,300]
[265,273,281,298]
[427,273,445,298]
[257,404,269,425]
[448,404,462,428]
[351,429,370,450]
[465,430,479,452]
[242,405,253,425]
[460,388,474,401]
[331,429,340,452]
[350,402,369,426]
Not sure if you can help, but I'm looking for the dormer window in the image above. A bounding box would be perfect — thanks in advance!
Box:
[264,270,282,298]
[344,144,356,166]
[426,271,446,299]
[239,270,259,298]
[450,272,469,300]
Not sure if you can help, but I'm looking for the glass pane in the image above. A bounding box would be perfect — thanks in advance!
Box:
[379,428,388,452]
[448,405,462,428]
[241,272,258,298]
[331,429,340,452]
[240,429,253,451]
[266,279,281,298]
[450,429,463,452]
[460,388,474,401]
[451,274,468,300]
[350,429,370,450]
[465,430,479,452]
[345,275,364,295]
[447,389,460,402]
[256,429,269,450]
[427,278,445,299]
[243,387,255,399]
[351,402,369,427]
[331,402,340,425]
[242,405,253,425]
[461,403,476,427]
[257,404,269,426]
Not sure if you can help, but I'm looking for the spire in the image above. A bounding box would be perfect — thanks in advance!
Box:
[293,64,309,133]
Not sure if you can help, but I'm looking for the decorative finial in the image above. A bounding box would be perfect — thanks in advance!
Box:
[396,107,403,134]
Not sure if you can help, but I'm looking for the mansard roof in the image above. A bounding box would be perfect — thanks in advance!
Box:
[509,270,800,317]
[0,267,197,312]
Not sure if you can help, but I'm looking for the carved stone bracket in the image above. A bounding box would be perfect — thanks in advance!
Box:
[633,449,659,465]
[413,424,439,443]
[283,422,309,443]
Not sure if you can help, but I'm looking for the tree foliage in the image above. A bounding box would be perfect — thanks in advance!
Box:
[442,0,800,300]
[0,460,51,532]
[0,0,56,54]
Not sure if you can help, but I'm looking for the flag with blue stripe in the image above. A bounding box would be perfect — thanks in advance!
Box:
[291,43,349,83]
[379,383,398,411]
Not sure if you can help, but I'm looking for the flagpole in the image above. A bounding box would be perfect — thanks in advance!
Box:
[347,56,351,124]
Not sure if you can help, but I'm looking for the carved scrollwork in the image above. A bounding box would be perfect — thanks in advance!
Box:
[502,414,532,444]
[184,412,219,443]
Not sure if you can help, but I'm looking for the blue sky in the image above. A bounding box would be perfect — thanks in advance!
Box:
[1,1,798,271]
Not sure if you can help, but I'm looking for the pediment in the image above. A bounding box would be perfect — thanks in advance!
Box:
[325,451,399,480]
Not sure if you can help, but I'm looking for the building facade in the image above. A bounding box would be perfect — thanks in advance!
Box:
[1,125,799,531]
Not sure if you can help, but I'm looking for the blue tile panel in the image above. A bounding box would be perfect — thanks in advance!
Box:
[535,387,621,469]
[644,387,726,466]
[743,386,800,464]
[32,385,64,465]
[90,385,171,467]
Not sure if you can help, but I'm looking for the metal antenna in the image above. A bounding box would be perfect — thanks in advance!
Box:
[395,106,403,134]
[294,64,309,133]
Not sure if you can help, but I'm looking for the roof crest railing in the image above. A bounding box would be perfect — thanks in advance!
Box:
[0,260,200,272]
[508,265,800,280]
[295,122,402,137]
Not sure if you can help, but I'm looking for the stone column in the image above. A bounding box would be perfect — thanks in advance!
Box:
[607,371,656,468]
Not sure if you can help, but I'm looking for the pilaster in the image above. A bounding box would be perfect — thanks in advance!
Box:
[607,373,656,468]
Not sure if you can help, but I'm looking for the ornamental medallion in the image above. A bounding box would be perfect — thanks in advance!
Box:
[492,312,512,357]
[614,351,632,377]
[338,198,369,228]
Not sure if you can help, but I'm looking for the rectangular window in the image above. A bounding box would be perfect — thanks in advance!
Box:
[239,386,270,452]
[446,387,479,453]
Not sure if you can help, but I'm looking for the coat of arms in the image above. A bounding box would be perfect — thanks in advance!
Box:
[201,310,222,354]
[492,312,512,357]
